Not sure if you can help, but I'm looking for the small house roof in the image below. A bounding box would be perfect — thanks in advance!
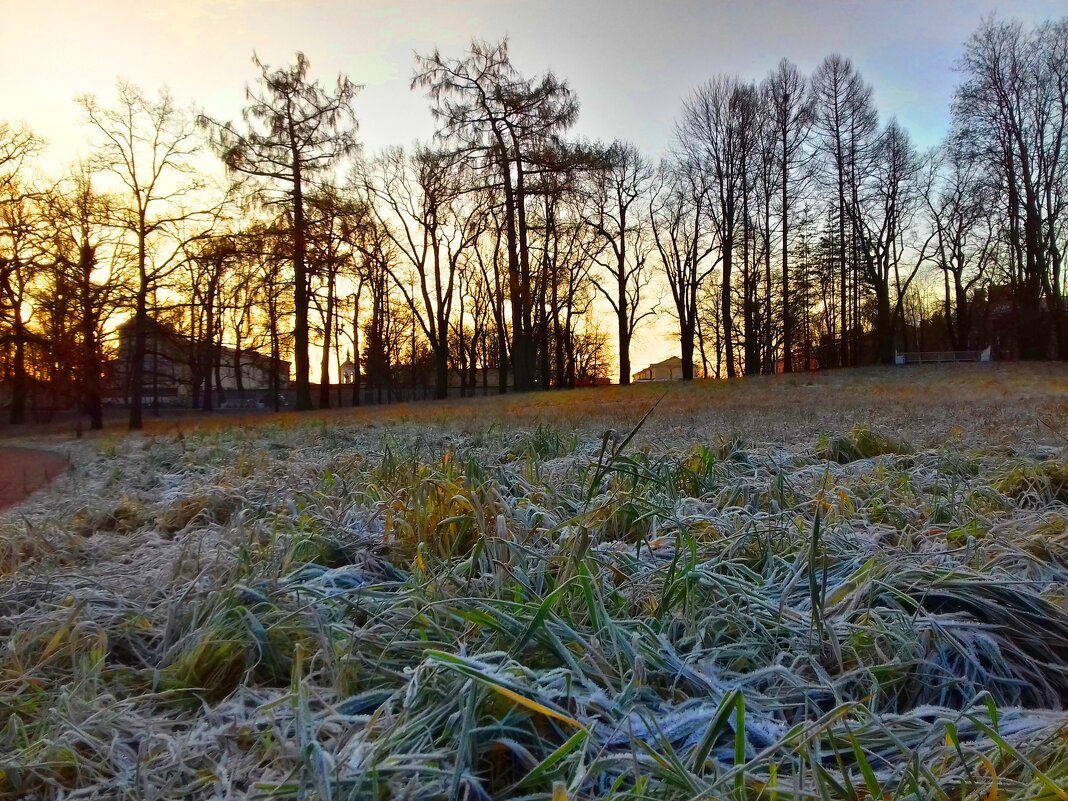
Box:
[651,356,683,368]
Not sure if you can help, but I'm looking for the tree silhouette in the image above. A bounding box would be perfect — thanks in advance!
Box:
[203,52,360,410]
[80,81,208,430]
[414,39,578,391]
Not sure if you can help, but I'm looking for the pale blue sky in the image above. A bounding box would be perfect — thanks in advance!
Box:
[5,0,1062,163]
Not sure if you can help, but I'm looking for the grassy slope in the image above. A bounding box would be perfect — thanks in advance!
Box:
[2,364,1068,800]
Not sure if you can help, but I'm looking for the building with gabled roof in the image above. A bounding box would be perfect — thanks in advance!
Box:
[114,318,289,405]
[632,356,684,382]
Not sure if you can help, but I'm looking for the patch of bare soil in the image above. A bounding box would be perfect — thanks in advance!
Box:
[0,447,67,510]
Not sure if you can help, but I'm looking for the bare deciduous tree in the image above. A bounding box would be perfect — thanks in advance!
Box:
[764,58,814,371]
[80,82,210,429]
[812,55,878,366]
[583,141,657,384]
[414,39,578,391]
[954,17,1068,359]
[651,159,718,380]
[678,77,761,377]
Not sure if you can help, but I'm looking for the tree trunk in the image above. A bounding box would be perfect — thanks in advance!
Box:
[128,220,149,431]
[319,269,335,409]
[351,296,361,407]
[875,285,894,365]
[954,272,969,350]
[742,198,758,376]
[943,270,958,350]
[268,293,280,412]
[500,154,529,392]
[292,164,313,410]
[434,346,448,400]
[201,298,215,412]
[128,290,147,430]
[838,151,849,367]
[681,319,696,380]
[782,141,793,373]
[213,337,225,407]
[78,243,103,430]
[722,230,736,378]
[234,345,244,393]
[618,314,631,387]
[9,316,27,425]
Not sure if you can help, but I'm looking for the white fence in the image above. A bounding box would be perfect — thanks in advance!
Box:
[895,346,992,365]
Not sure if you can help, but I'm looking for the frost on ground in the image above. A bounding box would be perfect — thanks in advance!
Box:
[1,365,1068,800]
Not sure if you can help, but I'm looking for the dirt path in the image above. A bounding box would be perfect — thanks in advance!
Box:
[0,447,68,511]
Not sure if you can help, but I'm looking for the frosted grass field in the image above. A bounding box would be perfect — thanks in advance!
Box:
[2,365,1068,800]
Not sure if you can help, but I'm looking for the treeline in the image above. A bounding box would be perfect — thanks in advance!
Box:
[1,16,1065,429]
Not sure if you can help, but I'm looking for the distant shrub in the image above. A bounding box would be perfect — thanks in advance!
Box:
[816,425,913,463]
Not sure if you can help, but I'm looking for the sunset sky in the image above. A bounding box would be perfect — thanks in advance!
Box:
[3,0,1061,375]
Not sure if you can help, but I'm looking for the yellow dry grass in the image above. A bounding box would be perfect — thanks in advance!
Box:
[144,363,1068,450]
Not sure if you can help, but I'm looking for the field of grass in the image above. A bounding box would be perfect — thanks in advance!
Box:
[2,364,1068,800]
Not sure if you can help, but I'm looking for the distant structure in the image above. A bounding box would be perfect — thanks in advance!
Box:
[574,376,613,387]
[774,354,821,373]
[894,346,992,365]
[114,318,290,406]
[632,356,684,382]
[340,353,357,385]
